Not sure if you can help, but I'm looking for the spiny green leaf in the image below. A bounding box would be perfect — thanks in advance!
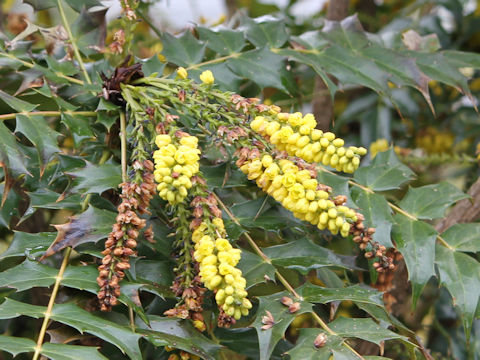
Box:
[41,205,116,258]
[45,56,79,76]
[96,99,119,130]
[0,183,20,228]
[161,31,206,67]
[42,342,108,360]
[413,51,475,106]
[25,188,82,212]
[0,89,37,111]
[197,26,246,55]
[286,328,344,360]
[0,258,57,291]
[62,264,99,292]
[252,290,313,360]
[398,182,468,220]
[355,302,412,334]
[0,231,55,260]
[262,238,357,274]
[0,334,107,360]
[216,328,260,359]
[230,197,302,231]
[243,16,289,48]
[329,317,406,345]
[354,148,415,191]
[194,62,244,91]
[440,223,480,252]
[392,214,437,306]
[138,315,221,360]
[0,258,155,326]
[0,299,142,359]
[351,189,394,247]
[130,259,173,287]
[0,121,28,176]
[280,15,435,108]
[61,113,95,144]
[302,283,384,307]
[136,54,166,77]
[435,244,480,340]
[237,250,276,288]
[65,0,102,12]
[227,48,292,93]
[25,0,101,11]
[0,259,94,294]
[68,162,122,195]
[277,47,338,98]
[71,7,107,57]
[0,335,36,356]
[15,114,61,170]
[201,163,248,189]
[316,171,352,206]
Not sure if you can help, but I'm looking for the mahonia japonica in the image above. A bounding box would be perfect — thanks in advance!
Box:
[239,153,356,237]
[192,217,252,320]
[153,133,200,204]
[250,113,367,173]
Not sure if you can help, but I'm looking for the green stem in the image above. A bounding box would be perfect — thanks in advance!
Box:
[32,247,72,360]
[0,52,84,85]
[120,112,128,182]
[57,0,92,85]
[136,8,162,38]
[119,110,136,330]
[0,111,96,121]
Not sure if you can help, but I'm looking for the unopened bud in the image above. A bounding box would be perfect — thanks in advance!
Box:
[314,333,327,348]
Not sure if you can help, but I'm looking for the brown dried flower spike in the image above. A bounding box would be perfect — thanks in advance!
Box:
[97,160,156,311]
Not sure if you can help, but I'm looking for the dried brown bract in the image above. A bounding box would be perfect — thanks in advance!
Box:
[261,310,275,330]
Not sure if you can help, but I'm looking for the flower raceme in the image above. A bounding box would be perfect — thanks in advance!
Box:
[153,133,200,205]
[250,113,367,173]
[192,217,251,320]
[239,153,357,237]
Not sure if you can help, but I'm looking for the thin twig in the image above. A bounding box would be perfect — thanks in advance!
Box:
[0,52,84,85]
[136,8,162,38]
[57,0,92,85]
[32,247,72,360]
[119,111,135,329]
[185,53,240,71]
[0,111,97,121]
[120,112,128,182]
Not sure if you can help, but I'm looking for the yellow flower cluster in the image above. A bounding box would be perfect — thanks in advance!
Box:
[240,154,357,237]
[153,134,200,204]
[192,218,251,320]
[415,127,454,154]
[369,138,389,159]
[250,113,367,173]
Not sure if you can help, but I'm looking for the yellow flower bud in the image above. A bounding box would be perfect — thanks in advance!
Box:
[200,70,214,84]
[288,112,303,127]
[296,135,310,148]
[155,134,172,148]
[179,135,198,148]
[262,155,273,168]
[177,67,188,79]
